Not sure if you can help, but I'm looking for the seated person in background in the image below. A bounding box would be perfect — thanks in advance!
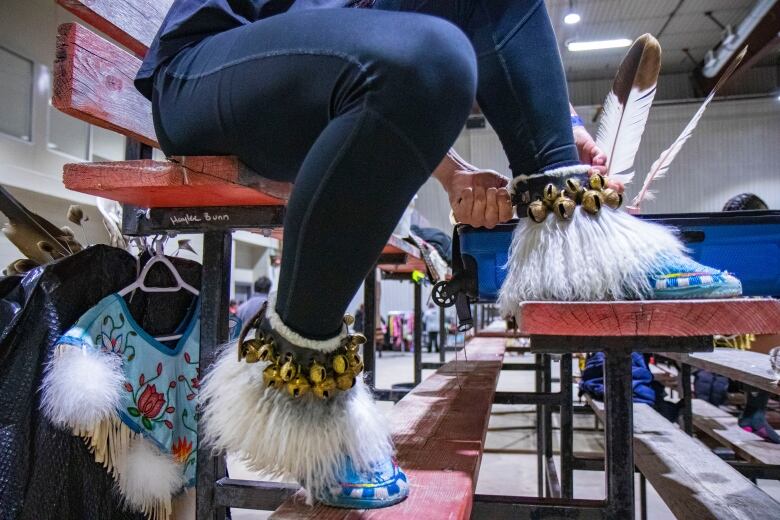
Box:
[236,276,273,325]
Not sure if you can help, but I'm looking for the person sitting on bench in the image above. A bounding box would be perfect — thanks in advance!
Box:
[133,0,719,509]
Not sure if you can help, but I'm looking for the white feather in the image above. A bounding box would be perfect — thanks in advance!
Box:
[40,344,124,430]
[200,344,394,503]
[629,47,747,211]
[498,207,687,315]
[595,86,657,183]
[628,92,713,210]
[114,436,185,513]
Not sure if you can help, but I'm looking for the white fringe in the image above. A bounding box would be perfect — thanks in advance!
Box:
[498,207,686,316]
[267,292,347,353]
[41,345,185,520]
[200,343,394,503]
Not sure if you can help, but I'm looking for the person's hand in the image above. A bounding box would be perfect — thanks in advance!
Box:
[446,169,513,228]
[574,126,624,193]
[573,125,607,171]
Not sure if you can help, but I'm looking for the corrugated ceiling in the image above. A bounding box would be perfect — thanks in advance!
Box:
[546,0,759,80]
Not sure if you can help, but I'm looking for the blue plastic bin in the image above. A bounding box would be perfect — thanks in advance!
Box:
[458,210,780,302]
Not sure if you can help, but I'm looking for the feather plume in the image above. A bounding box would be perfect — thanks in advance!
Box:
[595,34,662,186]
[0,185,74,263]
[629,47,748,211]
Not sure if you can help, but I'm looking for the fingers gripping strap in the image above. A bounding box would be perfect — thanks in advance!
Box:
[510,165,591,216]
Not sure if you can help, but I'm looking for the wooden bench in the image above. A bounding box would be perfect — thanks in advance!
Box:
[270,336,506,519]
[587,396,780,519]
[663,349,780,396]
[511,298,780,519]
[693,398,780,466]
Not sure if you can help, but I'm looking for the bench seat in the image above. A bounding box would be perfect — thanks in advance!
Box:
[663,349,780,396]
[587,396,780,519]
[270,337,506,519]
[693,398,780,465]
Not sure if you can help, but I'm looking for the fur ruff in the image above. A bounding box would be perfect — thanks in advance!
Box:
[40,343,125,430]
[267,293,347,353]
[498,207,686,316]
[41,345,184,520]
[200,343,394,503]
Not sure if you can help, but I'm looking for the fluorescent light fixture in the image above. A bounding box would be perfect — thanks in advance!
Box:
[564,12,581,24]
[567,39,632,52]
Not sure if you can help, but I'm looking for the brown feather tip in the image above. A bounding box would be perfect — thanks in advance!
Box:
[612,33,662,104]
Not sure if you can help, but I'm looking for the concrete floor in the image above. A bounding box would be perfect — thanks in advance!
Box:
[228,344,780,519]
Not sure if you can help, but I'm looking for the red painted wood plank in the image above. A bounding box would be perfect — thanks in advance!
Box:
[516,299,780,337]
[270,337,506,519]
[64,158,292,208]
[56,0,172,57]
[53,22,157,147]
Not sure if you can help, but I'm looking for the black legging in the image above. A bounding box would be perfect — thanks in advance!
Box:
[151,0,576,340]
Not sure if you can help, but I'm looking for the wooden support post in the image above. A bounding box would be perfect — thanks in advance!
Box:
[196,231,232,520]
[413,281,422,386]
[439,305,446,363]
[603,352,635,518]
[363,267,377,388]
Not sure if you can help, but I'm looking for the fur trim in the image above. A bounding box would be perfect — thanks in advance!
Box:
[200,343,394,503]
[510,165,592,196]
[40,344,124,430]
[267,292,347,352]
[41,344,184,520]
[498,207,687,316]
[114,436,185,519]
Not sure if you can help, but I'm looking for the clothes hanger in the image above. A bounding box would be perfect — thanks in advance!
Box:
[117,236,200,342]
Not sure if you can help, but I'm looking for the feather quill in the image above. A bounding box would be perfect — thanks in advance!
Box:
[629,47,748,211]
[595,34,662,186]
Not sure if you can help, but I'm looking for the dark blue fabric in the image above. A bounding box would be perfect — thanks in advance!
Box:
[579,352,657,405]
[694,369,730,407]
[135,0,354,98]
[142,0,579,339]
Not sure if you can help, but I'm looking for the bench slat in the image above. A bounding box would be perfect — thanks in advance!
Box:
[517,299,780,337]
[56,0,171,56]
[693,398,780,465]
[270,337,506,519]
[54,22,157,147]
[663,349,780,397]
[64,158,291,207]
[588,397,780,519]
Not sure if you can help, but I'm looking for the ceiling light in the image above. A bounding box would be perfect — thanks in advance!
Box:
[564,12,581,25]
[567,39,632,52]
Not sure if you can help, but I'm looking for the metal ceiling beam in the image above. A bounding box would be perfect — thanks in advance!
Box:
[692,0,780,96]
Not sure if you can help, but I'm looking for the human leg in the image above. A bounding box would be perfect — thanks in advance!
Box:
[153,8,477,506]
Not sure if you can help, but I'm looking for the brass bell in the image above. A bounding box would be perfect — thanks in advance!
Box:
[581,190,603,215]
[542,183,558,204]
[263,365,284,389]
[343,314,355,327]
[552,196,576,220]
[309,361,326,384]
[313,377,337,400]
[347,352,364,375]
[239,338,261,362]
[349,333,367,347]
[602,188,622,209]
[564,178,584,203]
[280,359,298,382]
[336,371,356,391]
[287,374,311,399]
[332,354,349,375]
[257,342,274,362]
[527,200,548,223]
[588,173,607,191]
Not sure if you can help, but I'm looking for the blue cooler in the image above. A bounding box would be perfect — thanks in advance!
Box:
[457,210,780,303]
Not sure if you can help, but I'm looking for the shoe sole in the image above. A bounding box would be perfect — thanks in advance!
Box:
[320,492,408,509]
